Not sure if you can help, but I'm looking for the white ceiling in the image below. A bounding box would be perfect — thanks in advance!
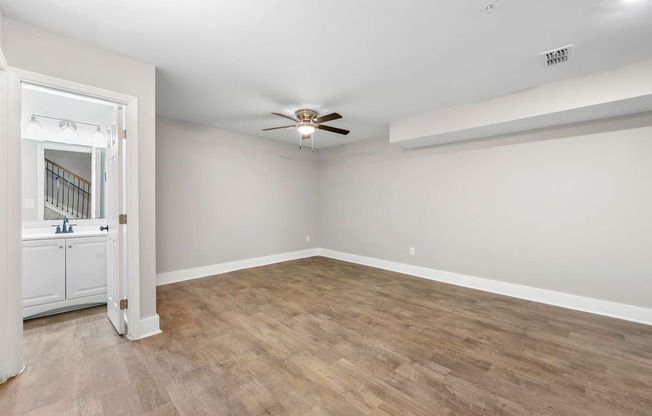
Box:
[2,0,652,148]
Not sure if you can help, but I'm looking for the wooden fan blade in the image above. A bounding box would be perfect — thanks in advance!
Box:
[317,124,350,135]
[262,125,295,131]
[314,112,342,123]
[272,112,299,122]
[301,133,311,140]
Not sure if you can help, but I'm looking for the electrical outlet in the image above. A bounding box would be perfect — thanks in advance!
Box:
[306,235,311,243]
[409,247,415,256]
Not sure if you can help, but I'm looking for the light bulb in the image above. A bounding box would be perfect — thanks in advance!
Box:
[24,115,44,138]
[59,119,77,140]
[297,124,315,135]
[59,119,77,132]
[92,125,105,141]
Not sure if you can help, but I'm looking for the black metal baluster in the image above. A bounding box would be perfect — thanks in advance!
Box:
[79,180,84,218]
[45,163,50,204]
[66,173,70,213]
[56,169,61,210]
[74,177,79,217]
[64,174,68,213]
[60,168,64,210]
[68,174,72,214]
[49,163,53,204]
[47,164,51,203]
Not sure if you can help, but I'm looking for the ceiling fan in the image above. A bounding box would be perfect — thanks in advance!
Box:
[262,109,350,150]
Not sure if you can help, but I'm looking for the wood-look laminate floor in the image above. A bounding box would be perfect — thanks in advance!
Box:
[2,257,652,415]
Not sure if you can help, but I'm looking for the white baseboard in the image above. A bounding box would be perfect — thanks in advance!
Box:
[156,248,320,286]
[318,249,652,326]
[136,314,161,339]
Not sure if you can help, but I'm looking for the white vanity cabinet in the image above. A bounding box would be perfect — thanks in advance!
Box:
[22,234,107,318]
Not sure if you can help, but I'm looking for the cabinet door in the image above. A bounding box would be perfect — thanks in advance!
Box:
[23,239,66,308]
[66,236,107,300]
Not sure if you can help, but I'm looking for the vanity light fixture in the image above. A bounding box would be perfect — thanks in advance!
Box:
[28,114,104,140]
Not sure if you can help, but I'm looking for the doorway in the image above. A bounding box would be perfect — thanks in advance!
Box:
[12,69,141,340]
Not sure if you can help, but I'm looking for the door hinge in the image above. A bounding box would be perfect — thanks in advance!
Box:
[119,214,127,225]
[120,299,128,310]
[119,129,127,140]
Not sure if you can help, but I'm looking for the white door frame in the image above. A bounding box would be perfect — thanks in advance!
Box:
[9,68,142,340]
[0,48,25,383]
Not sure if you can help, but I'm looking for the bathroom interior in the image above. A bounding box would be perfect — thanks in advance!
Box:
[20,83,121,322]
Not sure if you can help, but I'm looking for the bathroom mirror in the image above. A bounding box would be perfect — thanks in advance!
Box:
[22,140,106,221]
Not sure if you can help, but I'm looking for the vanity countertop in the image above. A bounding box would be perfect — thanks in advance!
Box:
[22,227,108,241]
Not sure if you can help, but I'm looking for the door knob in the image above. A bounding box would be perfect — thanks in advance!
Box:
[100,225,109,232]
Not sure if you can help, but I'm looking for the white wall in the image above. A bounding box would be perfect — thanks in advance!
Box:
[21,139,37,220]
[4,19,158,324]
[319,113,652,310]
[156,117,317,276]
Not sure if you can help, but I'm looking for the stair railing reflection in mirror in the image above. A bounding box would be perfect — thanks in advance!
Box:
[44,158,91,219]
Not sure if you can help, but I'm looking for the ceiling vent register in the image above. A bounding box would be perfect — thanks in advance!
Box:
[541,45,573,67]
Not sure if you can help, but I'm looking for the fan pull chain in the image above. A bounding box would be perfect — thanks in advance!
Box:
[311,134,314,152]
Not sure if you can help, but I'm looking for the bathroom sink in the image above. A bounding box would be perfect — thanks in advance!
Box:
[22,226,108,241]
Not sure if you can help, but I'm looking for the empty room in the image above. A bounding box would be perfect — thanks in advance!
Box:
[1,1,651,415]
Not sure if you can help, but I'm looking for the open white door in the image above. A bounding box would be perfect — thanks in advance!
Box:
[105,106,126,335]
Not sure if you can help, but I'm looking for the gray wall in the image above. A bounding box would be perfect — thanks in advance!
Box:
[318,113,652,309]
[156,117,318,274]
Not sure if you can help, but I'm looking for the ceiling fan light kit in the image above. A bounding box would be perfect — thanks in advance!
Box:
[297,124,315,135]
[262,108,350,151]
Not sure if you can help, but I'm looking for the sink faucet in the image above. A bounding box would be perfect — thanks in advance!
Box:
[53,216,75,234]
